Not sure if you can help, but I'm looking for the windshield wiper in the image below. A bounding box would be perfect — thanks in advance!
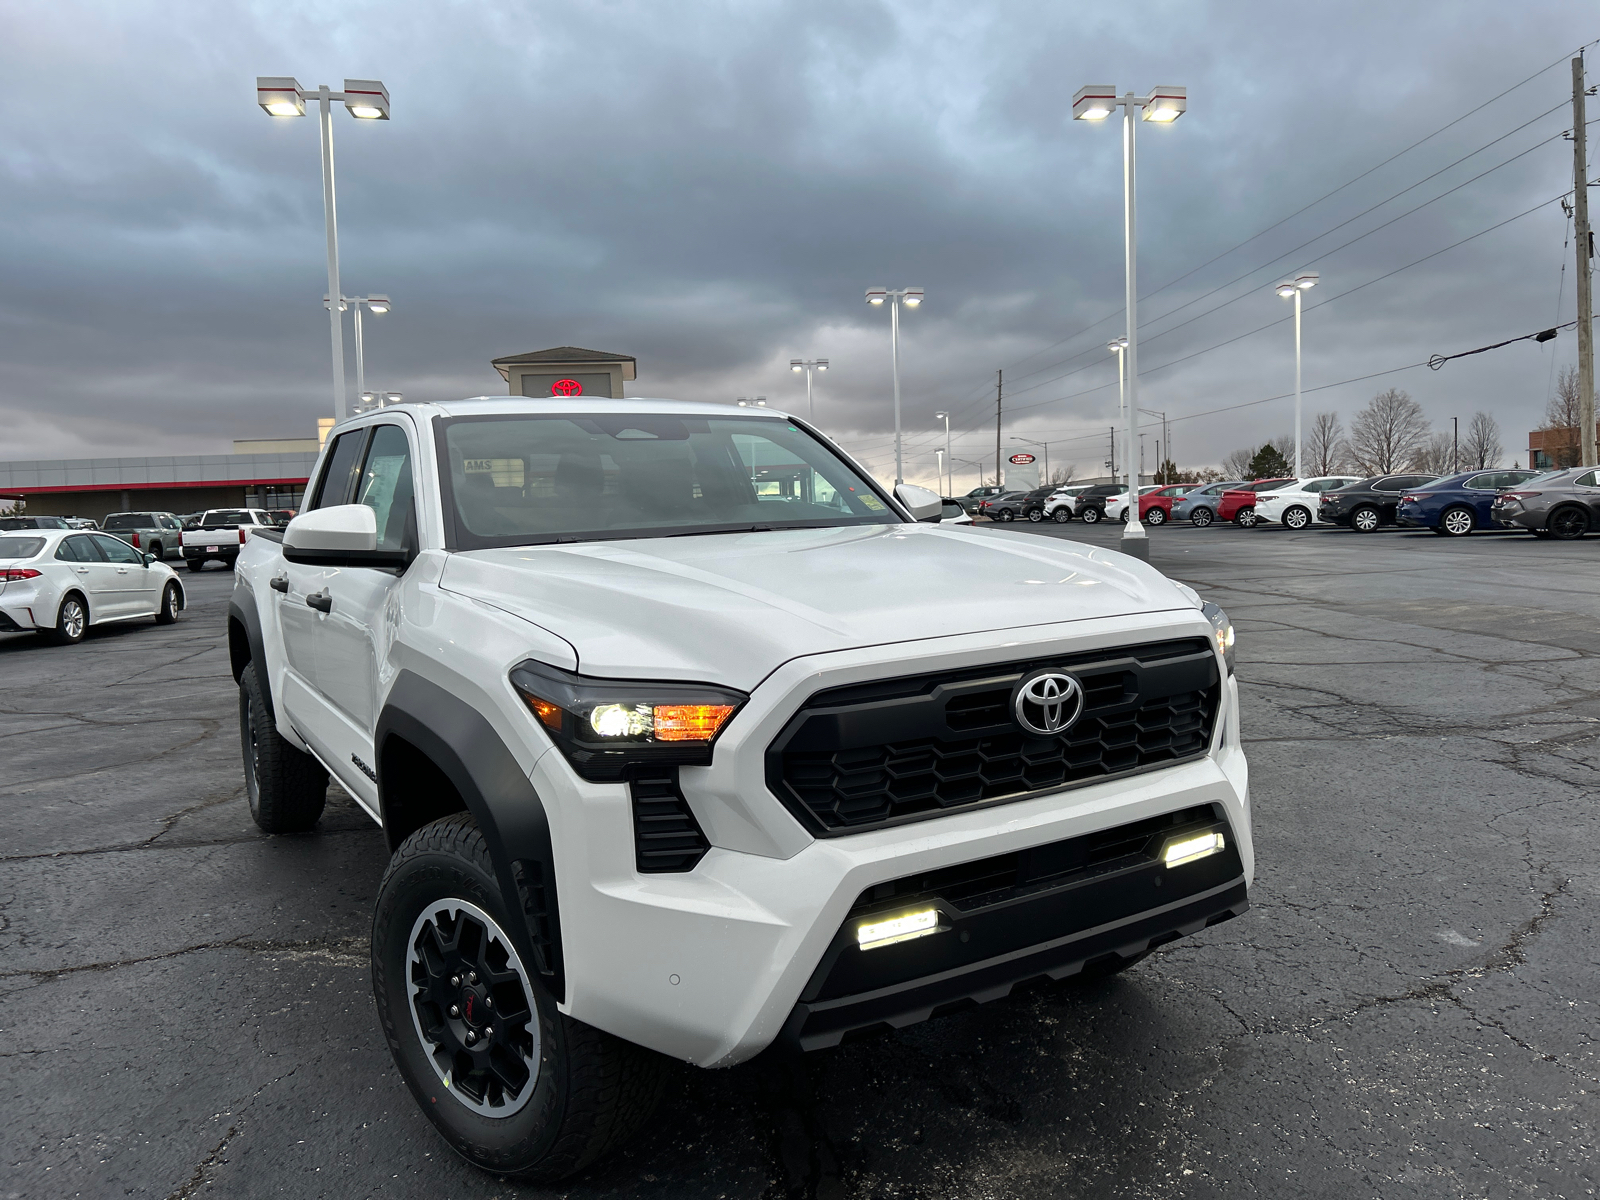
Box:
[666,525,773,537]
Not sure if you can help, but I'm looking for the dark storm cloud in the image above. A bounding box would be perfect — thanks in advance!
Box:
[0,0,1593,485]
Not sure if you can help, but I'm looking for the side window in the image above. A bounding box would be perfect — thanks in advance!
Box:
[1463,474,1495,490]
[1373,477,1404,492]
[54,537,82,562]
[354,425,416,552]
[311,430,371,510]
[93,534,143,564]
[1575,470,1600,488]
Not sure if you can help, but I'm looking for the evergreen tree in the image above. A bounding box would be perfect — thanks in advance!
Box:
[1245,443,1291,479]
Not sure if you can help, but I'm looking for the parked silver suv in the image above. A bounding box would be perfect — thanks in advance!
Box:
[1490,468,1600,539]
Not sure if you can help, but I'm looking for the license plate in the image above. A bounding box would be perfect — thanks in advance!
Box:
[206,545,218,552]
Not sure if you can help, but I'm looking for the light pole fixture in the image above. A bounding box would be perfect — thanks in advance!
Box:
[1274,271,1318,476]
[344,294,391,409]
[934,410,952,496]
[257,76,391,421]
[1075,84,1186,558]
[789,358,828,423]
[866,286,924,485]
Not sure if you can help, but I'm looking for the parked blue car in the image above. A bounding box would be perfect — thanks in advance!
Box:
[1171,480,1245,526]
[1394,468,1540,536]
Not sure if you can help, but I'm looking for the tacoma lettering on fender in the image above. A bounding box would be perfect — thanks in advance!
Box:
[228,397,1251,1181]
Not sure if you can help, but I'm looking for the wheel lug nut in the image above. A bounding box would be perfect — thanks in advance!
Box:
[468,971,478,984]
[450,975,460,987]
[485,996,493,1009]
[449,1005,460,1018]
[483,1025,493,1037]
[465,1030,476,1044]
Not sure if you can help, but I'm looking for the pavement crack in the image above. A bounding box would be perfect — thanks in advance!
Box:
[1,934,369,984]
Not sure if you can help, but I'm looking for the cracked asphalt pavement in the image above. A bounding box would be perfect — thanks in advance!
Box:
[2,523,1597,1199]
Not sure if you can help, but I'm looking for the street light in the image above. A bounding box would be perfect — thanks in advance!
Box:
[789,358,828,423]
[866,286,924,485]
[1075,84,1187,558]
[935,448,946,494]
[1107,338,1128,484]
[934,411,952,496]
[256,76,391,421]
[337,294,391,409]
[1274,271,1318,475]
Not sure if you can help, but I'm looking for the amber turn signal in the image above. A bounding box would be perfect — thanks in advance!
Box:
[652,704,735,742]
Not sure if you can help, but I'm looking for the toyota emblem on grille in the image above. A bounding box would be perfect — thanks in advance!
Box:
[1012,671,1085,736]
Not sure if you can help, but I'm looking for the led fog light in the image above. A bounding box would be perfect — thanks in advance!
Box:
[1163,831,1226,868]
[857,908,942,951]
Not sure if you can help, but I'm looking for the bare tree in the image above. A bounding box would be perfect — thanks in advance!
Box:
[1410,432,1456,473]
[1220,446,1256,478]
[1539,366,1588,468]
[1347,388,1430,474]
[1048,463,1078,485]
[1461,412,1502,470]
[1306,412,1345,474]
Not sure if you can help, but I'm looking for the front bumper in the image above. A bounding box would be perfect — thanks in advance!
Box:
[541,624,1251,1068]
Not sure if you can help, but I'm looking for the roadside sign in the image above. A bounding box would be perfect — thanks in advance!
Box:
[1009,453,1036,465]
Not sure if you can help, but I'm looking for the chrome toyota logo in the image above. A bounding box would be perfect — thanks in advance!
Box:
[1012,671,1085,736]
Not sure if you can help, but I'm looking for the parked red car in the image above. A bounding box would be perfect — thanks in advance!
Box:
[1218,478,1295,527]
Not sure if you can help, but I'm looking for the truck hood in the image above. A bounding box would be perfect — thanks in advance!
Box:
[438,524,1194,690]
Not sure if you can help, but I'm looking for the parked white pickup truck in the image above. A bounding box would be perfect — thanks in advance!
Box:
[227,397,1250,1181]
[181,508,275,572]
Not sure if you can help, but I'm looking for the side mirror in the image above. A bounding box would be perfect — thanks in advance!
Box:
[894,483,944,522]
[142,553,156,566]
[283,504,407,568]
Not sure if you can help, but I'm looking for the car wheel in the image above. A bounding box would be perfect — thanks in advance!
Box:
[49,593,87,645]
[1051,508,1072,523]
[1234,507,1258,528]
[239,662,327,833]
[187,560,205,573]
[1080,507,1102,524]
[1351,505,1381,533]
[1439,506,1475,537]
[148,541,163,560]
[1026,508,1044,522]
[1282,505,1311,529]
[155,581,181,625]
[1145,507,1167,525]
[1190,507,1214,528]
[373,814,665,1181]
[1548,505,1590,540]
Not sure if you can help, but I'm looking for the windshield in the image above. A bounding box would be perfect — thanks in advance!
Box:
[200,510,253,525]
[101,514,147,530]
[0,536,45,559]
[438,413,901,548]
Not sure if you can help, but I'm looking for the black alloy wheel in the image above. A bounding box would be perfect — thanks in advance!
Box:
[50,594,87,645]
[1189,506,1214,527]
[1548,506,1591,540]
[374,815,664,1180]
[1351,505,1381,533]
[1051,507,1073,523]
[1079,506,1102,524]
[1438,506,1476,537]
[1145,507,1167,525]
[155,582,181,624]
[1282,505,1311,529]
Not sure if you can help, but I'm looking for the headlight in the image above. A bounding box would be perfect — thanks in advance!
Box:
[510,659,745,781]
[1202,601,1235,674]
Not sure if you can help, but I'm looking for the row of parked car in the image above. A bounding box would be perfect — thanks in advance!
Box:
[955,464,1600,539]
[0,508,298,562]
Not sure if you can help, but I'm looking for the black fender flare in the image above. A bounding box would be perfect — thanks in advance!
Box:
[227,594,272,718]
[375,670,565,1000]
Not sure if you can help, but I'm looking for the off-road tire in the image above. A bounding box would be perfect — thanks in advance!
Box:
[1189,506,1214,528]
[239,662,326,833]
[1282,505,1311,530]
[373,814,665,1181]
[155,581,181,624]
[49,592,87,645]
[187,560,205,573]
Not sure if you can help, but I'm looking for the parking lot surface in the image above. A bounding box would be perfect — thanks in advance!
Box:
[3,524,1597,1199]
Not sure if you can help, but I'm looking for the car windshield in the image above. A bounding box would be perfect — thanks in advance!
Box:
[201,510,253,525]
[0,536,45,559]
[101,514,147,530]
[439,413,901,548]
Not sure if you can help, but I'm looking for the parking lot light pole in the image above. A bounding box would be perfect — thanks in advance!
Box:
[345,294,390,408]
[1274,272,1318,475]
[1010,436,1052,483]
[257,76,390,421]
[1076,84,1185,558]
[789,358,828,423]
[866,287,924,485]
[1107,338,1128,483]
[934,411,952,494]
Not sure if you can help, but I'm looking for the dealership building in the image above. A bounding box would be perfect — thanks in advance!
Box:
[0,347,635,521]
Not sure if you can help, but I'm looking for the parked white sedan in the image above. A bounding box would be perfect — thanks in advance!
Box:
[1252,477,1363,529]
[0,529,185,644]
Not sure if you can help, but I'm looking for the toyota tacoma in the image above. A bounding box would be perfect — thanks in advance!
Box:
[227,397,1251,1180]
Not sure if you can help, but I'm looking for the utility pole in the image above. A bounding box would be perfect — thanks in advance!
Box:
[1109,426,1116,481]
[994,370,1004,489]
[1576,55,1596,467]
[1452,416,1459,474]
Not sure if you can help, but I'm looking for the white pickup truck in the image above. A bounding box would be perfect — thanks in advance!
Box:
[227,397,1251,1181]
[181,508,276,572]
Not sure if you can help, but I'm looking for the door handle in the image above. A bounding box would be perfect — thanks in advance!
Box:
[77,567,89,574]
[269,576,289,594]
[116,567,130,575]
[305,589,333,614]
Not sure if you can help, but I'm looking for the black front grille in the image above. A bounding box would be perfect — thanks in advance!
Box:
[767,638,1219,835]
[630,768,710,873]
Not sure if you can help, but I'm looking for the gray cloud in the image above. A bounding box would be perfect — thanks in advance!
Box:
[0,0,1593,487]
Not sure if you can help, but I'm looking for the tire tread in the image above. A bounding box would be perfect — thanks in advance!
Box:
[240,663,326,833]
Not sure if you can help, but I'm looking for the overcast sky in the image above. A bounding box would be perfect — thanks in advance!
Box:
[1,0,1595,488]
